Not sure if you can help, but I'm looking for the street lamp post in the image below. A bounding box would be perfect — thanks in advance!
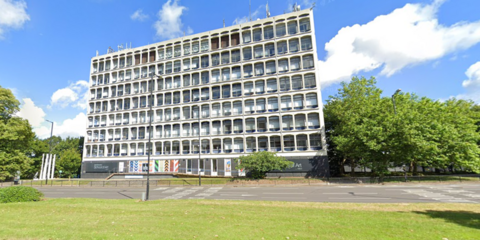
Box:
[46,120,54,184]
[391,89,407,182]
[198,115,202,186]
[145,74,159,201]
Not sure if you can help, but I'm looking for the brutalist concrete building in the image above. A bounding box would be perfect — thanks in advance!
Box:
[81,8,328,178]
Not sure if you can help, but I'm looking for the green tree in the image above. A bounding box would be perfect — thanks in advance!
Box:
[22,137,49,179]
[56,148,82,178]
[236,151,292,179]
[0,86,35,181]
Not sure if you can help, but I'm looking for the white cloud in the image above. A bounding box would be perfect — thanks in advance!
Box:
[35,113,87,139]
[16,98,45,128]
[49,80,89,109]
[318,0,480,87]
[131,9,148,21]
[153,0,191,39]
[0,0,30,38]
[233,5,263,25]
[457,61,480,103]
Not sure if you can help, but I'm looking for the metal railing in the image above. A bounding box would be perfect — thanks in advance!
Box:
[1,175,479,188]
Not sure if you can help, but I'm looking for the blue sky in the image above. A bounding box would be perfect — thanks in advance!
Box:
[1,0,479,139]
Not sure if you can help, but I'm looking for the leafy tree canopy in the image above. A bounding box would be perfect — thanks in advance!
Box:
[236,151,292,179]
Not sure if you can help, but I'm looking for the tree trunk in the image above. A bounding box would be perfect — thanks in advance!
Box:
[350,159,355,177]
[339,157,346,176]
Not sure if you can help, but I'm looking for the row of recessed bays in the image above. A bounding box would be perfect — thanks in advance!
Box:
[92,17,312,72]
[85,132,322,157]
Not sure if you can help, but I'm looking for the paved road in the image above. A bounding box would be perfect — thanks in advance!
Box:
[36,183,480,203]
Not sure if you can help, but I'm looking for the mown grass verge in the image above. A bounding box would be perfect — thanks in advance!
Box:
[0,199,479,239]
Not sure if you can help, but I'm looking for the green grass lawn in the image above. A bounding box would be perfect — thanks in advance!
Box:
[0,199,479,239]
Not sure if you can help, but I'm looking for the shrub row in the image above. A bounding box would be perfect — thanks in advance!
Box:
[0,186,44,203]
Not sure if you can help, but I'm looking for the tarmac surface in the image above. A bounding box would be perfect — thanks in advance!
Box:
[36,183,480,203]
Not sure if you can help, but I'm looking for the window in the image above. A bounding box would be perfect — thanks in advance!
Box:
[264,26,274,39]
[222,85,231,98]
[292,75,303,89]
[201,105,210,117]
[301,36,312,50]
[201,56,209,68]
[212,121,221,135]
[221,52,230,65]
[183,75,190,87]
[245,100,255,113]
[306,93,318,108]
[183,90,190,103]
[166,62,172,74]
[223,138,232,153]
[192,57,199,69]
[212,70,220,82]
[212,54,220,66]
[253,29,262,41]
[173,108,181,120]
[182,141,190,154]
[192,106,199,119]
[281,96,292,111]
[157,64,164,75]
[242,31,251,43]
[174,76,181,88]
[246,137,256,152]
[265,43,275,57]
[293,95,304,109]
[221,35,229,48]
[278,59,289,73]
[257,117,267,132]
[184,44,191,55]
[212,104,221,117]
[243,47,252,60]
[192,41,199,53]
[212,86,220,99]
[174,46,181,57]
[288,21,297,35]
[295,114,306,130]
[222,68,230,81]
[310,134,322,150]
[165,77,173,89]
[173,92,181,104]
[255,80,265,94]
[297,135,308,151]
[233,119,243,133]
[201,88,209,101]
[232,83,242,97]
[201,40,209,52]
[234,138,244,152]
[258,137,268,151]
[254,45,263,59]
[157,94,164,106]
[201,72,209,84]
[165,93,172,105]
[243,64,253,78]
[192,73,200,85]
[211,38,219,50]
[213,140,222,153]
[289,39,299,53]
[231,50,241,63]
[223,120,232,134]
[300,18,311,32]
[283,135,295,151]
[304,74,316,88]
[266,61,276,74]
[277,41,288,55]
[245,118,255,133]
[254,63,264,76]
[166,47,172,58]
[266,79,277,93]
[183,106,191,119]
[244,82,254,95]
[268,97,279,112]
[276,23,286,37]
[231,66,241,80]
[291,57,301,71]
[158,49,165,60]
[270,136,281,151]
[256,99,266,113]
[303,55,314,69]
[233,101,242,115]
[308,113,320,129]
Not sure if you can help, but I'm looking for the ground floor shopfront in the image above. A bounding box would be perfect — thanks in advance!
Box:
[81,155,329,179]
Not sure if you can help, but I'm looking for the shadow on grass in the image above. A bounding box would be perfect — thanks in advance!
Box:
[415,210,480,230]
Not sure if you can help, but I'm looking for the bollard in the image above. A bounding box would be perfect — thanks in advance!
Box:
[142,192,146,201]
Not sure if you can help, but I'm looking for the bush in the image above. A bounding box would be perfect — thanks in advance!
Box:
[0,186,44,203]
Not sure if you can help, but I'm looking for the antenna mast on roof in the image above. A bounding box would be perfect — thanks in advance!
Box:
[266,2,270,18]
[249,0,252,21]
